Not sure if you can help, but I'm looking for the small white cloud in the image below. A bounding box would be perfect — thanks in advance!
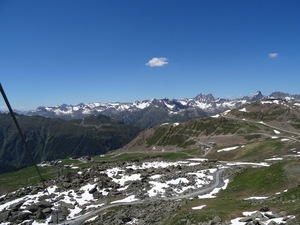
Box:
[268,53,278,58]
[146,57,169,67]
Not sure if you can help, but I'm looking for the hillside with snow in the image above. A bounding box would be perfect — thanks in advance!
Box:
[1,98,300,224]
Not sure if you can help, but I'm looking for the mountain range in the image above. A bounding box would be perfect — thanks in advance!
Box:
[2,90,300,173]
[27,91,300,129]
[1,97,300,224]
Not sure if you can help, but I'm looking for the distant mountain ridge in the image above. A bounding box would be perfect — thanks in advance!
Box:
[28,91,300,129]
[0,113,141,173]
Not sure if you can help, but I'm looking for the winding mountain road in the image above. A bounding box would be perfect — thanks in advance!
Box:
[66,168,226,225]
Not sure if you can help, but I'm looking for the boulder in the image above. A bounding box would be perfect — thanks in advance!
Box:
[122,217,132,222]
[36,200,53,209]
[36,208,46,220]
[61,205,70,217]
[260,206,269,212]
[212,215,222,223]
[62,182,72,188]
[17,211,31,220]
[239,217,252,222]
[264,213,276,219]
[267,221,277,225]
[60,202,75,210]
[42,207,52,214]
[26,204,39,213]
[89,186,97,194]
[9,201,24,211]
[0,210,12,222]
[251,211,263,220]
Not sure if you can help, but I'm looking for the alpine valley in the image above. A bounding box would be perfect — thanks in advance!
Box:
[1,91,300,225]
[1,91,300,172]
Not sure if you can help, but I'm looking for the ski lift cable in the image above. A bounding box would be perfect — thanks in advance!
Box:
[1,83,66,224]
[0,83,53,196]
[0,83,46,183]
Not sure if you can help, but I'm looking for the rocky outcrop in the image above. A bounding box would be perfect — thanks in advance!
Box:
[0,199,53,224]
[238,209,293,225]
[0,160,224,224]
[1,160,297,225]
[99,199,187,225]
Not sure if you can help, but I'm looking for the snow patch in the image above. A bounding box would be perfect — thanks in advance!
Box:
[243,196,268,200]
[265,157,283,161]
[111,195,139,204]
[192,205,206,210]
[281,138,289,141]
[239,108,248,112]
[217,146,239,152]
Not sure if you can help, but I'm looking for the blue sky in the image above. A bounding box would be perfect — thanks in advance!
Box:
[1,0,300,110]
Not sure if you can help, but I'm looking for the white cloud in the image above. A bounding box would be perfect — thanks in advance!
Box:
[268,53,278,58]
[146,57,169,67]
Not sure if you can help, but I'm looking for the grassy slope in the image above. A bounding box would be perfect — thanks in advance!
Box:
[0,151,193,193]
[163,160,300,224]
[0,159,87,193]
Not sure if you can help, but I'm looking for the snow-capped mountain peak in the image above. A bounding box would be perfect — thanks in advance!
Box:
[28,91,300,128]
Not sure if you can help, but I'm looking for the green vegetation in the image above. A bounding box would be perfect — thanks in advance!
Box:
[137,113,291,152]
[93,152,148,163]
[291,122,300,130]
[0,150,196,193]
[0,159,87,193]
[94,151,191,163]
[227,162,287,195]
[163,161,300,224]
[146,127,168,146]
[243,134,262,141]
[240,140,287,160]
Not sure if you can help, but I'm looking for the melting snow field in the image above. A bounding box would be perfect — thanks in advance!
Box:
[0,160,227,224]
[0,159,296,224]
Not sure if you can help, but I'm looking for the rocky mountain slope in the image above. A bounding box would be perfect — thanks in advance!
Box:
[121,99,300,161]
[0,149,299,224]
[28,91,300,129]
[0,113,141,173]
